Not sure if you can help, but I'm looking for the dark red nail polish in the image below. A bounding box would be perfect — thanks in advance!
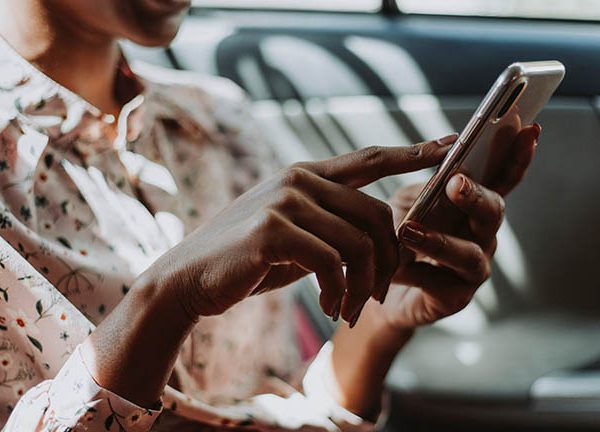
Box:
[379,288,389,305]
[401,222,426,245]
[349,304,365,329]
[332,300,341,322]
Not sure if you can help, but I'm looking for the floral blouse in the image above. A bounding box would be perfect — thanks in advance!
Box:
[0,39,378,431]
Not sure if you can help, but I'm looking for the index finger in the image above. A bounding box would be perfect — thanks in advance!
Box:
[299,134,457,189]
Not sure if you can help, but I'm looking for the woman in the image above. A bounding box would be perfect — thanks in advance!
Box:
[0,0,540,430]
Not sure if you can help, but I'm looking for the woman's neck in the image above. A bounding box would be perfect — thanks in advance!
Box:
[0,1,122,117]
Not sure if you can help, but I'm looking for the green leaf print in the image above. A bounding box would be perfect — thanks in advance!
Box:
[56,237,72,249]
[35,299,43,316]
[27,335,43,353]
[104,413,114,430]
[60,200,69,215]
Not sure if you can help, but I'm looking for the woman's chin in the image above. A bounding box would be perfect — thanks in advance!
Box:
[142,0,192,16]
[130,19,184,47]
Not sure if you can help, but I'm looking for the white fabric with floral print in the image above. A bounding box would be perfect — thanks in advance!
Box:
[0,37,380,431]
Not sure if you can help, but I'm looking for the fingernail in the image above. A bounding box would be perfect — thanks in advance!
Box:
[349,305,364,329]
[379,287,389,305]
[459,175,472,196]
[332,299,341,322]
[401,222,426,245]
[436,133,459,147]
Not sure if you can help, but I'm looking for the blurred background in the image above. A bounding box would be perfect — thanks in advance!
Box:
[126,1,600,430]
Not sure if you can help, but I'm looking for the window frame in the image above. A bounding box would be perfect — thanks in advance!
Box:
[190,0,600,23]
[395,0,600,23]
[190,0,396,14]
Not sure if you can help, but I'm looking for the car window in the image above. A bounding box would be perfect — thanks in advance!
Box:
[193,0,381,12]
[397,0,600,21]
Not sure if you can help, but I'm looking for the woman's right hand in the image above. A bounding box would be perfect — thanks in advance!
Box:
[148,137,456,326]
[81,138,454,408]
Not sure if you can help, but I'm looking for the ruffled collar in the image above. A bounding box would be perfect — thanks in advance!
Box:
[0,37,160,156]
[0,37,225,166]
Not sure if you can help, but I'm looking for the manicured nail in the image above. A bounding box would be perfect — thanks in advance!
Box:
[379,287,389,305]
[350,312,360,328]
[436,133,459,147]
[459,175,472,196]
[401,222,426,245]
[332,299,341,322]
[349,305,364,329]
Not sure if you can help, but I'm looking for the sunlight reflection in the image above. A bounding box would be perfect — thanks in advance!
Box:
[495,220,530,295]
[261,36,369,98]
[398,95,456,140]
[454,341,483,366]
[434,300,489,336]
[345,37,432,95]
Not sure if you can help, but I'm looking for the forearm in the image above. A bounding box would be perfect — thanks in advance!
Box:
[331,300,414,421]
[81,269,196,408]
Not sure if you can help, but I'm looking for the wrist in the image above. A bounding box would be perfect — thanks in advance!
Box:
[132,269,197,325]
[138,256,205,324]
[331,302,415,421]
[82,269,196,407]
[374,320,416,358]
[365,300,416,357]
[332,325,391,421]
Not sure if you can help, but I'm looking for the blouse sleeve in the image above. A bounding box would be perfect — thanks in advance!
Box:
[0,236,161,431]
[155,342,388,432]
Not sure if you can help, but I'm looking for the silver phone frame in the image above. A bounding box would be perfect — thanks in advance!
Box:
[397,61,565,232]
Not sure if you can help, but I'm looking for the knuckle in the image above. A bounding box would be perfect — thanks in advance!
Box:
[291,161,311,171]
[280,166,309,187]
[323,249,343,268]
[360,146,385,169]
[256,208,285,233]
[471,182,485,205]
[353,231,375,259]
[430,233,449,256]
[375,200,394,223]
[407,143,425,160]
[274,188,304,213]
[488,237,499,256]
[254,210,285,262]
[453,292,474,312]
[481,260,492,282]
[496,196,506,221]
[469,246,491,282]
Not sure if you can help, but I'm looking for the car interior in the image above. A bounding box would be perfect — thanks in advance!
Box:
[124,1,600,430]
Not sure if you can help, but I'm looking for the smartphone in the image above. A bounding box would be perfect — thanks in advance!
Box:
[398,61,566,230]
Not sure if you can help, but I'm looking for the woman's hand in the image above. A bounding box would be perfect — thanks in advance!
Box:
[84,139,453,408]
[331,124,540,420]
[149,139,455,325]
[381,124,541,330]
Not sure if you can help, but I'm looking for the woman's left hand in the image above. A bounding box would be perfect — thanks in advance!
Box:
[331,124,540,420]
[380,123,541,330]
